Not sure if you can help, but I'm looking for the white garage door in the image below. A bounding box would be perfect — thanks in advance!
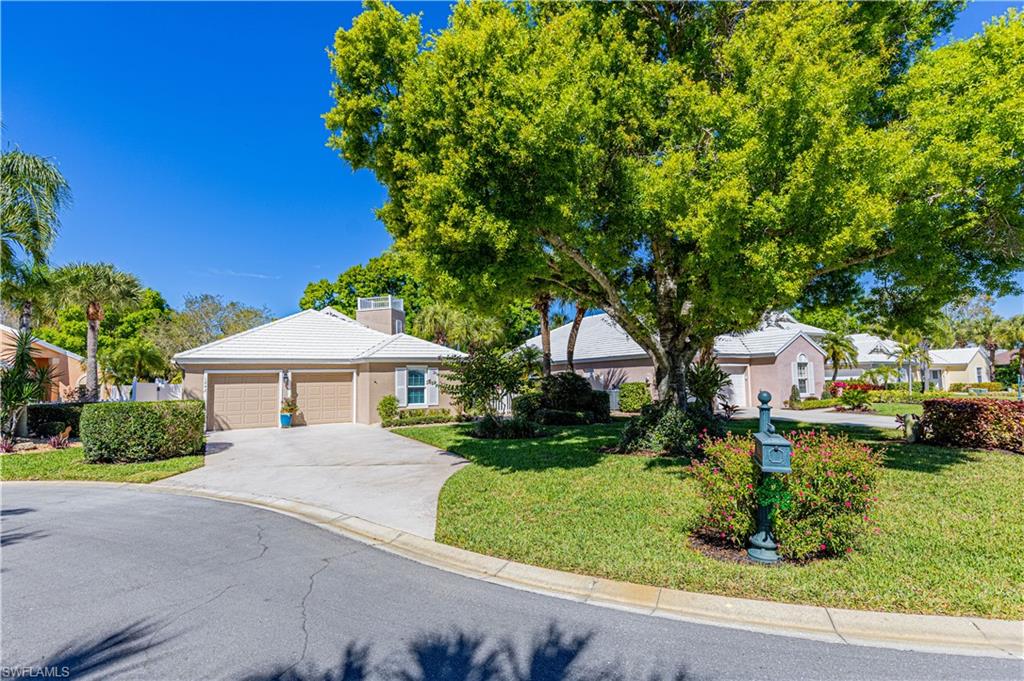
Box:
[208,373,279,431]
[722,367,748,408]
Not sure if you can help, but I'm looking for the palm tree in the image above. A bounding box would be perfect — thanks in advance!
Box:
[104,337,167,382]
[565,305,587,372]
[414,302,460,346]
[412,302,502,351]
[893,336,921,397]
[1,149,70,269]
[53,263,141,400]
[535,294,553,376]
[965,312,1002,374]
[821,331,858,382]
[0,262,53,334]
[549,311,569,329]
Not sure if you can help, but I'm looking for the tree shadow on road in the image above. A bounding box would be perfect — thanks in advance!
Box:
[241,621,690,681]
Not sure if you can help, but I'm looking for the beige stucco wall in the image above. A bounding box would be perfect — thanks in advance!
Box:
[550,357,657,389]
[180,360,453,427]
[939,352,991,387]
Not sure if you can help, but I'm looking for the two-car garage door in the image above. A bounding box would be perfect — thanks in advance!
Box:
[207,371,354,431]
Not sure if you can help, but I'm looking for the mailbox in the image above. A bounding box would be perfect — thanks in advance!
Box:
[754,431,792,474]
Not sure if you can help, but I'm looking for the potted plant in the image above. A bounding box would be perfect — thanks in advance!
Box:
[280,398,298,428]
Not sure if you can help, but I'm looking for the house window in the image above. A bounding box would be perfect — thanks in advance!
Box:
[976,366,983,383]
[797,354,809,395]
[407,368,426,406]
[930,369,942,389]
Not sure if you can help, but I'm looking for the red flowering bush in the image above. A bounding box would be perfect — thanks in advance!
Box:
[689,431,882,559]
[921,398,1024,454]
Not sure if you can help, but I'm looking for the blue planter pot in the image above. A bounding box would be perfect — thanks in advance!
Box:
[280,413,292,428]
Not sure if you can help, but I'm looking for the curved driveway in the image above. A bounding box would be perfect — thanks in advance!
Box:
[2,484,1018,681]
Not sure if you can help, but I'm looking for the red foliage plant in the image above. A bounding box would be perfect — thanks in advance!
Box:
[921,399,1024,454]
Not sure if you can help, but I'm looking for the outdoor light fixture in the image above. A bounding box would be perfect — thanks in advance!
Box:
[748,390,792,564]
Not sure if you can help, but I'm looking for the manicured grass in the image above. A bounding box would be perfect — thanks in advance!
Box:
[396,420,1023,618]
[0,446,204,483]
[869,402,923,416]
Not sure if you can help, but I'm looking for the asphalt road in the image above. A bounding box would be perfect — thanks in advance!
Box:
[2,484,1019,681]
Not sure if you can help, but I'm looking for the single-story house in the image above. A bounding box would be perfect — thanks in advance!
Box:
[524,313,827,407]
[174,296,462,431]
[0,323,86,401]
[833,333,992,389]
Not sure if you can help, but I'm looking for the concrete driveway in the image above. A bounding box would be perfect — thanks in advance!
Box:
[155,424,465,538]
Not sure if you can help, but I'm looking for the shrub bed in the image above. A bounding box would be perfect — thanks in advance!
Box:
[382,408,456,428]
[511,373,610,424]
[80,400,206,463]
[27,402,86,438]
[869,389,953,404]
[619,404,725,458]
[471,415,543,439]
[788,398,841,410]
[690,431,881,559]
[949,382,1004,393]
[618,382,651,413]
[921,398,1024,453]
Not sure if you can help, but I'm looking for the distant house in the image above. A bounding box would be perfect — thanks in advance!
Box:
[832,333,991,389]
[0,324,86,402]
[523,312,827,407]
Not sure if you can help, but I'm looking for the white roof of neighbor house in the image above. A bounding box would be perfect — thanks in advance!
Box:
[929,347,986,367]
[173,308,462,364]
[524,313,823,363]
[849,333,899,365]
[758,311,828,338]
[0,323,85,361]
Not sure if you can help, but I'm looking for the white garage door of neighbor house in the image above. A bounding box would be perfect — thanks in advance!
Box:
[209,373,279,431]
[293,372,353,425]
[722,368,748,408]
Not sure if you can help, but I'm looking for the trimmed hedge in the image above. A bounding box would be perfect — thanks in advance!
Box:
[869,389,953,404]
[949,382,1003,393]
[789,398,841,410]
[383,408,455,428]
[27,402,86,438]
[80,400,206,463]
[512,373,610,424]
[921,398,1024,454]
[618,382,651,413]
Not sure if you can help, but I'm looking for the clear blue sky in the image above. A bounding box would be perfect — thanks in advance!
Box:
[3,1,1021,318]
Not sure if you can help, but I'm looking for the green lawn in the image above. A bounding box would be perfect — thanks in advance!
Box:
[395,419,1023,618]
[0,446,204,483]
[868,402,923,416]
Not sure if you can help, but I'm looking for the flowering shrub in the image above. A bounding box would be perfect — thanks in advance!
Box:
[921,399,1024,454]
[948,382,1004,393]
[690,431,881,559]
[829,381,885,392]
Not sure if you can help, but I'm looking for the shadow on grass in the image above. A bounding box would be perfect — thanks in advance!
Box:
[880,443,977,473]
[241,622,690,681]
[433,424,623,473]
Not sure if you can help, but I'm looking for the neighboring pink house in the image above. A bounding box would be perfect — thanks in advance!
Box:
[525,313,827,408]
[0,323,86,402]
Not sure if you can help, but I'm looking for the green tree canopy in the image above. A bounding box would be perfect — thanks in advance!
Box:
[145,293,273,361]
[299,250,431,323]
[325,1,1023,405]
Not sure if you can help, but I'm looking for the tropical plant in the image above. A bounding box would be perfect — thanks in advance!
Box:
[893,336,922,396]
[325,2,1023,411]
[442,347,536,417]
[821,332,858,382]
[0,149,70,269]
[995,314,1024,384]
[101,336,167,382]
[593,367,628,391]
[52,263,142,400]
[0,261,53,334]
[0,330,53,435]
[839,388,872,411]
[860,365,899,387]
[685,354,732,415]
[411,301,503,351]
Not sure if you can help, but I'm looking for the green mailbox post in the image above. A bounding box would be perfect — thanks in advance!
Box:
[748,391,792,564]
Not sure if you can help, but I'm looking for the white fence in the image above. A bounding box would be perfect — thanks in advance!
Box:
[110,381,182,402]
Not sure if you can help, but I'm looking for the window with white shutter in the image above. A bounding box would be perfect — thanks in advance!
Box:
[395,367,408,407]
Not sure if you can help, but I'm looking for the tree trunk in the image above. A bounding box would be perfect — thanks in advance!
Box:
[535,296,552,376]
[18,301,32,335]
[831,355,839,383]
[654,344,696,410]
[566,306,586,372]
[85,305,102,402]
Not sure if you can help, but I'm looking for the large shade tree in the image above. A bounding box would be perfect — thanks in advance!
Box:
[53,263,142,400]
[326,2,1023,406]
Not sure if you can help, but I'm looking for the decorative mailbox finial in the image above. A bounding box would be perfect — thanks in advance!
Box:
[748,391,793,564]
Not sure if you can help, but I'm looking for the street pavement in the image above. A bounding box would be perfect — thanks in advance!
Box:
[2,484,1020,681]
[733,407,900,430]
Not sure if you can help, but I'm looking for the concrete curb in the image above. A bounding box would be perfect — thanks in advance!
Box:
[7,480,1022,660]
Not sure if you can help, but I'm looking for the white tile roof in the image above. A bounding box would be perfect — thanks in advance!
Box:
[524,313,823,362]
[849,333,899,365]
[1,323,84,361]
[173,308,462,364]
[929,347,986,366]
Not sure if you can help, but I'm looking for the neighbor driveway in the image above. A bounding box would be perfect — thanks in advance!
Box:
[155,424,465,538]
[735,407,899,430]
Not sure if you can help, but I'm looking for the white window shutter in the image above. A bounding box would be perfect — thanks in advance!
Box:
[791,362,798,393]
[395,367,408,407]
[426,367,439,406]
[807,360,815,395]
